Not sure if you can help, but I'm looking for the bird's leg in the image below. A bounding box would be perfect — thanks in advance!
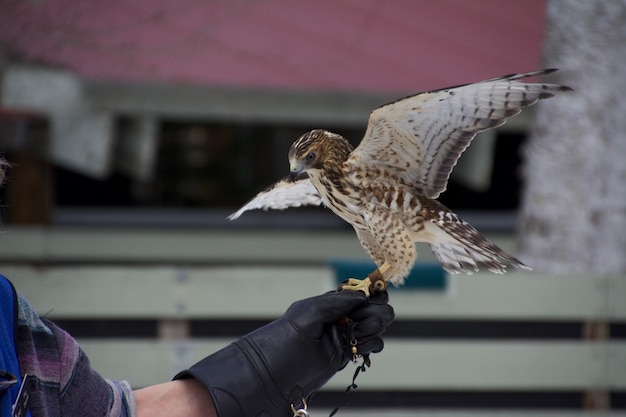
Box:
[367,268,388,292]
[340,263,389,296]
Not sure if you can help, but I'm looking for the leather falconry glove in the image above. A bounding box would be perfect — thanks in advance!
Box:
[174,289,394,417]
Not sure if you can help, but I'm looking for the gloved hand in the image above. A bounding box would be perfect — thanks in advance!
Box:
[174,289,394,417]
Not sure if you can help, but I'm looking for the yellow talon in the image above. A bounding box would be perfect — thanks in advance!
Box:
[340,277,373,297]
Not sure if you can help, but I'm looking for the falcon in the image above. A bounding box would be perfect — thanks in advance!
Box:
[229,70,572,295]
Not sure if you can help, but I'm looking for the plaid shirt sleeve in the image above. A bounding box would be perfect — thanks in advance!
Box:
[16,295,136,417]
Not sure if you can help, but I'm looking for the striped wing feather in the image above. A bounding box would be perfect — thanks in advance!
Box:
[227,176,322,220]
[349,69,572,199]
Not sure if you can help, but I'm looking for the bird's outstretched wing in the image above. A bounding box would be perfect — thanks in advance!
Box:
[348,69,572,199]
[227,176,322,220]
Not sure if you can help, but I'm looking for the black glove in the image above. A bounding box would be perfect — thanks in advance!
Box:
[174,289,394,417]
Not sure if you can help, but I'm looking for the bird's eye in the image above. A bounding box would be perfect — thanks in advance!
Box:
[306,152,316,162]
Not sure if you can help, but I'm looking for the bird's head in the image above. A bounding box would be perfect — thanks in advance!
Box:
[288,129,353,181]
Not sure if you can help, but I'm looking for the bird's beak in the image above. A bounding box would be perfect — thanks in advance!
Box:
[289,161,302,182]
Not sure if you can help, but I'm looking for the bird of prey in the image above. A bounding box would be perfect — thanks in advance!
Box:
[229,69,572,295]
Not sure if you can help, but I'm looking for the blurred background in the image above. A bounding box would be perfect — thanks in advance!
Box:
[0,0,624,415]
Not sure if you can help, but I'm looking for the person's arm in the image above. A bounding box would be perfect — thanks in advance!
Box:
[12,277,392,417]
[134,379,217,417]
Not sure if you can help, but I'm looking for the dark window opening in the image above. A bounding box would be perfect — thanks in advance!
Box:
[52,121,366,209]
[3,117,527,228]
[439,131,526,211]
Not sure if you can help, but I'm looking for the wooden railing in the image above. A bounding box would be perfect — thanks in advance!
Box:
[2,227,625,416]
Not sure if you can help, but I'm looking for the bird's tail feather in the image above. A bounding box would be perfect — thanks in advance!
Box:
[430,239,531,275]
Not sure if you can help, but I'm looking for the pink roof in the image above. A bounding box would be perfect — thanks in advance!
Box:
[0,0,547,93]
